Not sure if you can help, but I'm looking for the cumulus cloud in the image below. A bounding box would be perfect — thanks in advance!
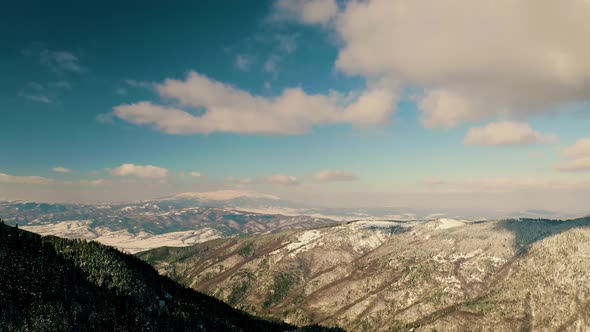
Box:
[108,163,169,179]
[313,169,358,182]
[112,71,397,135]
[564,138,590,159]
[52,166,72,173]
[266,174,299,186]
[278,0,590,128]
[189,171,202,178]
[273,0,339,25]
[464,121,558,146]
[0,173,55,185]
[555,138,590,172]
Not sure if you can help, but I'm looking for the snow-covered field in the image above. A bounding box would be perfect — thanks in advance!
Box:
[22,221,222,254]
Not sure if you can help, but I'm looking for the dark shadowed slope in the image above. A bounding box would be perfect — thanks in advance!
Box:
[0,220,344,332]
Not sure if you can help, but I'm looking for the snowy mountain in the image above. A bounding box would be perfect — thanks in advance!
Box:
[139,216,590,331]
[0,197,337,253]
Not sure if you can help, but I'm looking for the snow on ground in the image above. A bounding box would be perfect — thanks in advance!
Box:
[22,220,96,239]
[435,218,468,230]
[284,229,323,254]
[95,228,222,254]
[22,221,222,254]
[348,219,425,229]
[269,229,325,257]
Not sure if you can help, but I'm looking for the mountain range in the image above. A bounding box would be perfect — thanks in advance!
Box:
[0,190,577,254]
[4,193,590,331]
[0,193,337,253]
[139,217,590,331]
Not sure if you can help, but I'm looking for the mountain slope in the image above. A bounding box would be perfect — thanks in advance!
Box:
[139,217,590,331]
[0,221,343,331]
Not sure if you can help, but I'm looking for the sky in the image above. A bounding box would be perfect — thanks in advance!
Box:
[1,0,590,213]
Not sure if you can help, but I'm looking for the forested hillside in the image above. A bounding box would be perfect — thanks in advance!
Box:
[0,220,343,331]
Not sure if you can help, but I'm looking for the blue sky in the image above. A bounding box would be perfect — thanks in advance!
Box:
[1,0,590,212]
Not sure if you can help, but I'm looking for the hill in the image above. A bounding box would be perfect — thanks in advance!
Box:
[138,217,590,331]
[0,221,343,331]
[0,200,337,253]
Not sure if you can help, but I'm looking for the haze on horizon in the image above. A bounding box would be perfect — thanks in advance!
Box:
[2,0,590,216]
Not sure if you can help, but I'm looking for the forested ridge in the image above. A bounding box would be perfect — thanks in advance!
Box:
[0,220,344,332]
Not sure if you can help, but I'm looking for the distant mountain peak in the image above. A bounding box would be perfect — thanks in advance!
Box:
[175,190,280,201]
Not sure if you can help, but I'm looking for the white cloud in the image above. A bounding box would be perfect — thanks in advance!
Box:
[313,169,358,182]
[189,171,202,178]
[278,0,590,127]
[226,176,254,185]
[116,87,127,95]
[0,173,55,185]
[108,163,169,179]
[555,138,590,172]
[418,89,483,129]
[273,0,339,25]
[112,71,397,135]
[464,121,558,146]
[266,174,299,186]
[234,54,254,71]
[52,167,72,173]
[564,138,590,159]
[554,157,590,172]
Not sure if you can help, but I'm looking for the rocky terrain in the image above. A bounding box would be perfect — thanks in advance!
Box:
[139,217,590,331]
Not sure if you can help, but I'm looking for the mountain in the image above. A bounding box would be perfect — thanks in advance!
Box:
[1,194,575,254]
[0,221,343,332]
[139,217,590,331]
[0,198,337,253]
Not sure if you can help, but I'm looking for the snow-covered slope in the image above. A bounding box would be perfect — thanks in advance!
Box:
[22,221,222,253]
[140,216,590,332]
